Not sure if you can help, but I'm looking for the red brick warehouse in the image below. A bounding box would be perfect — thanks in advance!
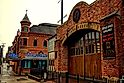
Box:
[55,0,124,82]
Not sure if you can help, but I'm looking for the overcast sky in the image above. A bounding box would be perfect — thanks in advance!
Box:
[0,0,95,57]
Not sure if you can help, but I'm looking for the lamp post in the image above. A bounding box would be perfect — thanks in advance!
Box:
[61,0,63,24]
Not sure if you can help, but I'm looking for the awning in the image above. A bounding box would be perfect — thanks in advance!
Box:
[23,53,48,60]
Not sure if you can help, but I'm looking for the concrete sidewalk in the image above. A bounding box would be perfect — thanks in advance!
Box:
[1,62,56,83]
[0,62,40,83]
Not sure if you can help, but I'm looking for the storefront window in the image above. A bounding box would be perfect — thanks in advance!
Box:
[38,61,42,68]
[69,31,100,56]
[42,61,45,65]
[21,60,31,68]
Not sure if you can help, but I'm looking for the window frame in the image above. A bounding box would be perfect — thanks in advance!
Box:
[24,26,28,32]
[33,39,37,47]
[43,40,47,48]
[23,38,27,46]
[68,31,101,56]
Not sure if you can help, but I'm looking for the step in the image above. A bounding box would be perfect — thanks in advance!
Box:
[28,74,41,82]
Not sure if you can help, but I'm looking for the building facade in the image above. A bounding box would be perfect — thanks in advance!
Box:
[55,0,124,82]
[11,12,59,75]
[48,35,57,79]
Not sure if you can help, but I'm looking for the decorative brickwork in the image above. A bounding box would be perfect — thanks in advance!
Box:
[56,0,124,79]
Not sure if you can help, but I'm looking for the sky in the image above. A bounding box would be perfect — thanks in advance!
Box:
[0,0,95,57]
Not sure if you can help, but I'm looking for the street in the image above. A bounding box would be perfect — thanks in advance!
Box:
[0,62,40,83]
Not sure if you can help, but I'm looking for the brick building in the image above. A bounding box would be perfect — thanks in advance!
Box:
[11,12,59,75]
[47,34,57,79]
[55,0,124,82]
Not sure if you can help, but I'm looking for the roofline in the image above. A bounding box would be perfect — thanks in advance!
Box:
[100,10,120,21]
[47,34,57,40]
[38,23,60,27]
[28,32,53,36]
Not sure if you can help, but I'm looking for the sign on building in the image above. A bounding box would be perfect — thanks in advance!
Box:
[102,23,116,58]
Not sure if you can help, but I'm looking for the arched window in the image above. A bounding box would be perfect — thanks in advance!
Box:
[33,39,37,46]
[43,40,47,48]
[23,38,27,46]
[69,31,100,56]
[24,26,28,32]
[38,51,44,54]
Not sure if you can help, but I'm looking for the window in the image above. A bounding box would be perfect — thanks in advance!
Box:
[33,40,37,46]
[86,32,100,54]
[23,38,27,46]
[38,61,42,68]
[20,38,22,45]
[42,66,44,69]
[24,26,28,32]
[42,61,46,65]
[55,51,57,59]
[68,31,100,56]
[21,60,31,68]
[43,40,47,48]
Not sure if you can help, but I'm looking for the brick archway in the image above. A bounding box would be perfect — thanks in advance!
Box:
[62,22,100,45]
[61,23,102,81]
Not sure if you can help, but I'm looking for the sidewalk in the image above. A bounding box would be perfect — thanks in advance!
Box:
[28,74,56,83]
[10,70,55,83]
[0,62,40,83]
[1,62,55,83]
[10,71,40,83]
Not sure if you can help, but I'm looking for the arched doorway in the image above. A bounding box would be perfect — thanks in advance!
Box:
[64,28,101,81]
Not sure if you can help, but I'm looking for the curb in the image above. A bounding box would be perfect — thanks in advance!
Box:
[28,74,41,82]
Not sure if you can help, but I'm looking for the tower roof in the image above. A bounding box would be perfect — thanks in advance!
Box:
[21,10,30,22]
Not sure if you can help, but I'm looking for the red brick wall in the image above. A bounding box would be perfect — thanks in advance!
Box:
[27,33,50,54]
[56,0,123,78]
[20,32,50,56]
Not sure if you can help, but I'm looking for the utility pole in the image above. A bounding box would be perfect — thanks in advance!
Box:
[61,0,63,24]
[57,0,67,24]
